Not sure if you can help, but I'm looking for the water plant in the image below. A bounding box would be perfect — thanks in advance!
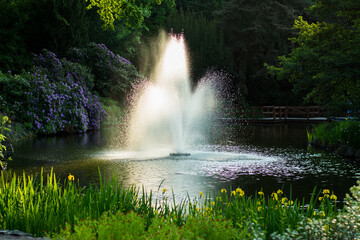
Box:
[308,120,360,149]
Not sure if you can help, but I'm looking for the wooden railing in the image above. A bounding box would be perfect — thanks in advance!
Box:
[224,106,329,121]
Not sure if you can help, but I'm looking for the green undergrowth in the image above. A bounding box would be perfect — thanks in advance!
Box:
[0,169,359,239]
[308,120,360,149]
[100,98,126,126]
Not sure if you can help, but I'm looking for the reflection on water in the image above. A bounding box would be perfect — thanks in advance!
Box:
[8,124,360,202]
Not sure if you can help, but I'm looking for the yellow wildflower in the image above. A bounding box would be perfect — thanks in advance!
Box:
[319,196,324,201]
[257,206,262,211]
[277,189,283,195]
[162,188,167,194]
[281,197,288,204]
[271,192,278,201]
[68,174,75,181]
[199,192,204,197]
[330,194,337,201]
[221,188,227,194]
[323,189,330,194]
[236,188,245,197]
[320,211,325,217]
[258,191,264,196]
[231,191,236,196]
[210,201,215,206]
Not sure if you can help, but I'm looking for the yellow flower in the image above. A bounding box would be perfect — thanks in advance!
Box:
[289,200,294,205]
[320,211,325,217]
[236,188,245,197]
[281,197,288,204]
[257,206,262,211]
[199,192,204,197]
[258,191,264,196]
[162,188,167,194]
[221,188,227,193]
[323,189,330,194]
[271,192,278,201]
[324,194,330,198]
[330,194,337,201]
[277,189,283,195]
[313,211,317,216]
[68,174,75,181]
[319,196,324,201]
[210,201,215,206]
[231,190,236,196]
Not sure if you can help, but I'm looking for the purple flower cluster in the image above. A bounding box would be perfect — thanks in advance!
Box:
[26,49,107,134]
[67,42,138,101]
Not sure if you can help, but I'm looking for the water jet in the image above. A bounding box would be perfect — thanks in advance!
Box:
[126,31,227,155]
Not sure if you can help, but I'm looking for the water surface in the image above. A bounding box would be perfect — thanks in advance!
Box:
[9,124,360,202]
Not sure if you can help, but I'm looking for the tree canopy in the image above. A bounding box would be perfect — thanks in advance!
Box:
[267,0,360,111]
[85,0,175,30]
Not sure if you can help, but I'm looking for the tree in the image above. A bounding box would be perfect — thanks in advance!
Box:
[215,0,312,105]
[267,0,360,112]
[85,0,174,30]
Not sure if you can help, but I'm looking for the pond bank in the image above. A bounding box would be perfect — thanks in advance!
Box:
[1,122,34,170]
[307,120,360,160]
[309,139,360,160]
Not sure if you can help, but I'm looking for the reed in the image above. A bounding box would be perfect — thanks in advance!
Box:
[0,169,339,238]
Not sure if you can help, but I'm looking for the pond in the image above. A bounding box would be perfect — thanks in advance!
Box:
[8,123,360,202]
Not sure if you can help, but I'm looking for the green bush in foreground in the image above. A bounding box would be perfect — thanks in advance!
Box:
[1,169,358,239]
[52,212,239,240]
[308,120,360,149]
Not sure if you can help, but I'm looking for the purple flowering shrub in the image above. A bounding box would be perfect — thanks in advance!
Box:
[26,49,106,134]
[67,42,140,104]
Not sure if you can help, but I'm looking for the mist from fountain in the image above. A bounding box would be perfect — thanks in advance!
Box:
[126,32,225,154]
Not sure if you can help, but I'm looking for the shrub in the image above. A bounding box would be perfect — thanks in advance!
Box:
[0,114,11,169]
[271,181,360,239]
[67,42,140,104]
[51,211,240,240]
[26,49,106,134]
[309,120,360,148]
[0,71,30,123]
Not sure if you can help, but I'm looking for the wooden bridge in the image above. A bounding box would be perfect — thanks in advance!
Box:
[220,106,329,124]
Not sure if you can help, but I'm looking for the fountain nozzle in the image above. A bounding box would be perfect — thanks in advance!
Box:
[170,153,191,157]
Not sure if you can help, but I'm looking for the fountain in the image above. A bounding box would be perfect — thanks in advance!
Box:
[126,31,225,156]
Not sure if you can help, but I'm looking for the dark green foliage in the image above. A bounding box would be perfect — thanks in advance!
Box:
[216,0,312,105]
[0,72,30,122]
[68,43,141,104]
[267,0,360,109]
[309,120,360,149]
[175,0,223,19]
[0,0,31,72]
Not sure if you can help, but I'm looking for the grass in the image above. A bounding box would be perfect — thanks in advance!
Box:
[0,168,346,239]
[308,120,360,148]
